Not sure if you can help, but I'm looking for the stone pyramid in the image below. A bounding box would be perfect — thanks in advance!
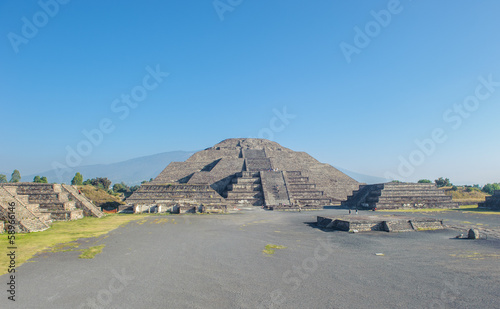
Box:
[125,138,359,212]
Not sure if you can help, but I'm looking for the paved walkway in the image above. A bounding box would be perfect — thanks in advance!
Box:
[2,208,499,308]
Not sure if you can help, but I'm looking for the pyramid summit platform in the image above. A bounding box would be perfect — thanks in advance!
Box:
[125,138,360,212]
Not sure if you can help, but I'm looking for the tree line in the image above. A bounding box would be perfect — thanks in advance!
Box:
[0,170,50,184]
[2,169,499,196]
[70,172,146,197]
[0,170,149,197]
[417,177,500,195]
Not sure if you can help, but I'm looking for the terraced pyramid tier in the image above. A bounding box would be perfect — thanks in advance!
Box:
[0,183,104,224]
[126,138,359,211]
[342,182,458,210]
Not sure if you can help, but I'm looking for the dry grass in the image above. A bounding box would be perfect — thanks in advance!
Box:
[0,214,150,275]
[442,186,489,202]
[78,185,124,208]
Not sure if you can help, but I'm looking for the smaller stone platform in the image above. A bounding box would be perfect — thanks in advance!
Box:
[316,215,444,232]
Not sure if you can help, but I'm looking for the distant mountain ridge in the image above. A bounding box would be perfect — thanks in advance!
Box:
[334,167,387,184]
[22,151,195,185]
[21,151,385,185]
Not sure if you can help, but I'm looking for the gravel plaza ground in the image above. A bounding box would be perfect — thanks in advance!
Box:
[2,208,500,309]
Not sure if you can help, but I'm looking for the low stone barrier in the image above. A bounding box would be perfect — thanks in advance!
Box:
[317,215,444,232]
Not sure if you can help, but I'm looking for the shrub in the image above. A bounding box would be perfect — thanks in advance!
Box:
[482,183,500,195]
[435,177,452,188]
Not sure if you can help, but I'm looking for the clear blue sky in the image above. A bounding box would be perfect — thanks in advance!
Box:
[1,0,499,185]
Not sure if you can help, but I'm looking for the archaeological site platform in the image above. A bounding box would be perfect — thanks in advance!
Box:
[125,138,360,213]
[342,182,458,210]
[317,214,445,233]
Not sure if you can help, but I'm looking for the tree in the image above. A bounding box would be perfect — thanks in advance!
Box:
[10,170,21,183]
[435,177,451,188]
[418,179,432,183]
[0,174,7,183]
[71,172,83,185]
[112,182,130,193]
[34,176,48,183]
[93,177,111,190]
[482,183,500,195]
[83,177,112,190]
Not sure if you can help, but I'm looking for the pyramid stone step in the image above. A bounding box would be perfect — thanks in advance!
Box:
[289,184,316,190]
[228,184,261,191]
[287,177,309,183]
[234,178,261,184]
[225,198,263,206]
[290,191,324,198]
[226,191,263,199]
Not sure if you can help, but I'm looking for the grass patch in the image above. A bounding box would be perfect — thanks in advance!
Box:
[0,214,150,275]
[458,205,478,209]
[377,208,451,213]
[378,204,500,215]
[416,227,440,231]
[263,244,287,255]
[454,204,500,214]
[79,244,105,259]
[48,242,80,253]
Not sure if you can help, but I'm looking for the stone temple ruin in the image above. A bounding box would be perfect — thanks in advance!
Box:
[342,182,458,210]
[0,183,103,233]
[125,138,360,213]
